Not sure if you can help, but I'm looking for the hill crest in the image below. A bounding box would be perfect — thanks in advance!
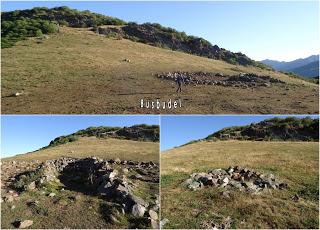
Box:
[206,117,319,141]
[182,117,319,147]
[44,124,159,149]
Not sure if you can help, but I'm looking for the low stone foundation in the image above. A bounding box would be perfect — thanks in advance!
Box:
[156,72,285,88]
[10,157,159,228]
[183,166,287,194]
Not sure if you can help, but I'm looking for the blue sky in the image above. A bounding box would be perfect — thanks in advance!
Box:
[1,115,159,158]
[1,1,319,61]
[160,115,319,151]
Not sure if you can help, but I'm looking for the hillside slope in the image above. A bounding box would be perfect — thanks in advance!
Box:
[2,27,318,114]
[4,136,159,163]
[161,141,319,228]
[205,117,319,141]
[1,6,257,66]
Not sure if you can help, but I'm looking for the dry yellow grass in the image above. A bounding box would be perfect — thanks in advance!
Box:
[4,137,159,163]
[161,141,319,228]
[1,27,318,114]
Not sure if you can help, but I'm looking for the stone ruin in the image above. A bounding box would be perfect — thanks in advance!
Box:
[156,72,285,88]
[183,166,287,194]
[10,157,159,228]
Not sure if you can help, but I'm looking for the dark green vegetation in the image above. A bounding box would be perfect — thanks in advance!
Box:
[283,71,319,84]
[205,117,319,141]
[290,61,319,78]
[1,6,125,48]
[44,125,159,149]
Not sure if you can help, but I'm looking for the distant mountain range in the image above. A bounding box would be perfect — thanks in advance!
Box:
[261,55,319,78]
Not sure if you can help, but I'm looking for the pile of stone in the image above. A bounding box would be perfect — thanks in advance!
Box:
[155,72,285,88]
[6,157,159,228]
[183,166,287,194]
[1,160,40,204]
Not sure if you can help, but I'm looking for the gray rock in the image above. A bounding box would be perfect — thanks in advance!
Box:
[131,204,146,217]
[149,209,158,220]
[188,181,201,190]
[5,195,14,202]
[48,193,56,197]
[18,220,33,229]
[129,194,148,207]
[221,191,230,199]
[221,177,229,187]
[27,181,36,191]
[151,219,159,229]
[182,178,193,187]
[160,218,169,228]
[110,214,120,223]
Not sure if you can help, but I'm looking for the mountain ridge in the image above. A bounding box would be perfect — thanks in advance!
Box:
[261,55,319,77]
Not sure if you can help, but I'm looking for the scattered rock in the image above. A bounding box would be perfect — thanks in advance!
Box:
[150,219,159,229]
[48,193,56,197]
[110,214,120,223]
[160,218,169,228]
[187,181,201,190]
[131,204,146,217]
[201,216,232,229]
[13,92,24,97]
[292,194,300,202]
[221,191,231,199]
[149,209,158,220]
[14,220,33,229]
[27,181,36,191]
[4,195,14,203]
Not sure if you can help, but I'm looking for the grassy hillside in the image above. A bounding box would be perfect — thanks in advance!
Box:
[1,6,125,48]
[44,124,159,149]
[161,141,319,228]
[2,27,318,114]
[4,137,159,163]
[1,6,256,66]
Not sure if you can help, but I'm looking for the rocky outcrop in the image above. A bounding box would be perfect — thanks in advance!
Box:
[155,71,284,88]
[97,23,258,66]
[183,166,287,194]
